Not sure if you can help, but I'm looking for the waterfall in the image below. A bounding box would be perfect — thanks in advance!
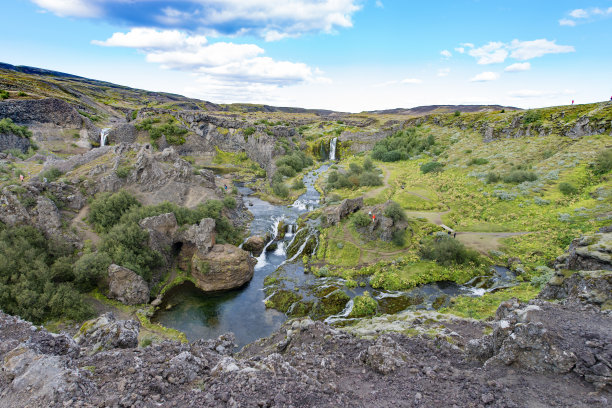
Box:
[329,137,337,161]
[255,217,284,270]
[100,128,110,147]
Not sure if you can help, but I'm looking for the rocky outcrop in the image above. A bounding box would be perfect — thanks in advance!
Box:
[191,244,255,292]
[107,264,150,305]
[107,124,137,144]
[467,298,611,390]
[540,270,611,307]
[324,197,363,226]
[0,132,30,153]
[74,312,140,352]
[554,231,612,271]
[0,98,85,127]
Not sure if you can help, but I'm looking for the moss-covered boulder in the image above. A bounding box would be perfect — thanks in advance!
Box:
[191,244,255,292]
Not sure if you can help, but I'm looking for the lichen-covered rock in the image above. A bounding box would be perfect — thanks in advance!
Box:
[0,132,30,153]
[191,244,255,292]
[107,264,150,305]
[74,312,140,352]
[358,335,408,374]
[139,212,179,258]
[555,231,612,271]
[539,270,612,308]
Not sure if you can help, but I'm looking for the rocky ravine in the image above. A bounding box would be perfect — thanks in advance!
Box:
[1,230,610,407]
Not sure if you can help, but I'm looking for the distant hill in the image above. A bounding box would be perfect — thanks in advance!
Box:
[366,105,521,116]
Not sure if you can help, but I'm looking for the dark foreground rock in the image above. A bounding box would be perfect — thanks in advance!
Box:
[1,302,609,408]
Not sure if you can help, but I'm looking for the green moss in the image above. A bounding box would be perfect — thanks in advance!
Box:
[349,291,378,318]
[265,289,302,313]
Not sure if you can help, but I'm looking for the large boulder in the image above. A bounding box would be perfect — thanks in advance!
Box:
[324,197,363,226]
[242,235,266,256]
[107,124,137,144]
[107,264,150,305]
[191,244,255,292]
[74,312,140,352]
[539,270,612,308]
[139,212,179,257]
[178,218,216,270]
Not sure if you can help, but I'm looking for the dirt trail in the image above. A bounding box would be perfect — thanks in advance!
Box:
[71,206,101,245]
[363,164,392,200]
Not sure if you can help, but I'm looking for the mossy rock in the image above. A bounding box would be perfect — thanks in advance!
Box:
[265,289,302,313]
[286,229,318,259]
[349,292,378,318]
[377,294,424,314]
[311,289,350,319]
[287,300,314,317]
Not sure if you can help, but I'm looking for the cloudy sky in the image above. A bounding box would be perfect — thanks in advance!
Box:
[2,1,611,111]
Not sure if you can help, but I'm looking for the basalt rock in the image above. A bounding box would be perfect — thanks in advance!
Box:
[74,312,140,352]
[191,244,255,292]
[0,132,30,153]
[554,231,612,271]
[324,197,363,226]
[242,235,266,256]
[107,264,150,305]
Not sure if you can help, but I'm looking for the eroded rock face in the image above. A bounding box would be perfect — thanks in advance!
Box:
[0,132,30,153]
[0,98,85,127]
[191,244,255,292]
[358,335,408,374]
[107,264,150,305]
[540,270,612,307]
[556,231,612,271]
[324,197,363,226]
[74,312,140,352]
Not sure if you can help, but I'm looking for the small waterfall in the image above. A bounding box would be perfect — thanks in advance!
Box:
[329,137,337,161]
[100,128,110,147]
[273,242,286,256]
[255,217,284,270]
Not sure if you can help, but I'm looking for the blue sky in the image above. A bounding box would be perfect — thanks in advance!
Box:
[1,0,611,111]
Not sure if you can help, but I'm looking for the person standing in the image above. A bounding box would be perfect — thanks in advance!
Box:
[572,100,574,105]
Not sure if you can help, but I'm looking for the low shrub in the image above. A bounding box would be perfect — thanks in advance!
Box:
[349,291,377,318]
[420,235,481,266]
[371,128,436,162]
[420,161,444,174]
[384,201,406,222]
[0,118,32,139]
[40,167,64,182]
[559,182,578,196]
[272,181,289,198]
[592,149,612,175]
[291,179,305,190]
[222,196,236,209]
[468,158,489,165]
[352,211,371,228]
[486,172,500,184]
[502,170,537,183]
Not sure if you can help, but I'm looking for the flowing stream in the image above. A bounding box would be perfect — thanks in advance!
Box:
[153,160,517,348]
[153,164,330,347]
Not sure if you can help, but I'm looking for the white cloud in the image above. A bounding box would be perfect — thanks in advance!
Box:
[559,18,576,26]
[464,39,574,64]
[401,78,423,84]
[504,62,531,72]
[468,42,508,64]
[569,9,589,18]
[509,39,575,60]
[30,0,362,40]
[454,47,465,54]
[470,72,499,82]
[32,0,100,17]
[440,49,452,58]
[94,28,328,91]
[375,1,384,8]
[437,68,450,77]
[461,43,475,48]
[92,28,208,51]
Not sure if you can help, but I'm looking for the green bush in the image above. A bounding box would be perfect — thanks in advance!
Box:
[359,171,382,186]
[272,181,289,198]
[592,149,612,175]
[523,110,542,124]
[277,165,296,177]
[0,90,8,100]
[559,182,578,196]
[349,163,363,175]
[291,179,305,190]
[352,211,371,228]
[243,127,256,136]
[384,201,406,222]
[73,252,112,290]
[100,223,161,281]
[502,170,537,184]
[88,191,141,233]
[486,172,500,184]
[349,291,377,318]
[0,118,32,139]
[0,224,93,323]
[420,235,481,266]
[40,167,63,182]
[468,158,489,165]
[136,118,188,145]
[372,128,436,162]
[115,165,132,179]
[276,151,313,174]
[420,161,444,174]
[391,229,406,246]
[363,158,374,171]
[222,196,236,209]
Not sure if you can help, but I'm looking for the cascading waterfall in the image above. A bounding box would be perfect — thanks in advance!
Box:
[329,137,337,161]
[100,128,110,147]
[255,217,284,270]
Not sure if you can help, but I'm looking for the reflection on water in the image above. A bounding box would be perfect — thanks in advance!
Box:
[152,164,330,348]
